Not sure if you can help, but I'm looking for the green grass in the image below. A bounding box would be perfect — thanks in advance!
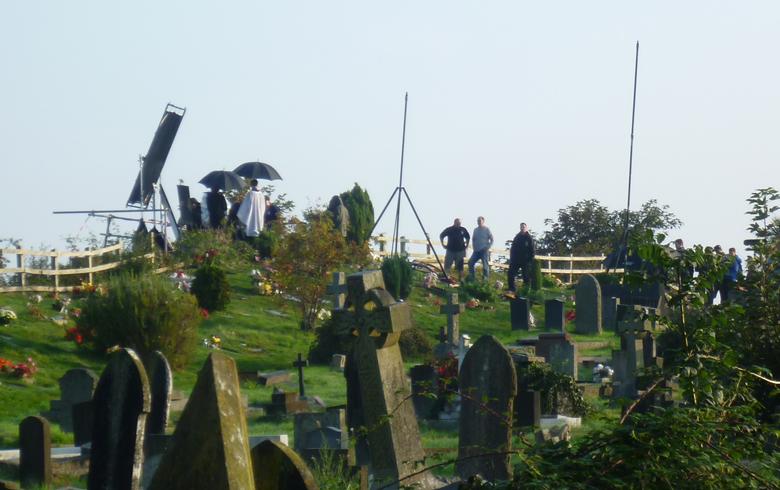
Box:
[0,266,622,487]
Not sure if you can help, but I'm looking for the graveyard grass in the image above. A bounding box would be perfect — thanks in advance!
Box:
[0,268,617,485]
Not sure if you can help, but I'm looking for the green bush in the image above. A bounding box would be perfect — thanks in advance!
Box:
[174,227,254,269]
[77,273,200,369]
[191,263,231,311]
[340,183,374,246]
[381,255,413,301]
[249,230,280,259]
[531,259,542,290]
[307,316,353,364]
[517,362,589,416]
[461,280,500,302]
[399,327,433,360]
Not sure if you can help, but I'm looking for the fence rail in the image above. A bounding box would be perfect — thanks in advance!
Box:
[371,234,622,283]
[0,243,153,293]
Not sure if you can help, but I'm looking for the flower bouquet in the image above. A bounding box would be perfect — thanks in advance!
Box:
[0,308,17,325]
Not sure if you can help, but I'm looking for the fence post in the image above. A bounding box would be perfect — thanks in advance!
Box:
[378,234,386,254]
[400,236,407,256]
[600,255,604,271]
[16,245,26,288]
[51,249,59,292]
[569,253,574,284]
[88,249,94,285]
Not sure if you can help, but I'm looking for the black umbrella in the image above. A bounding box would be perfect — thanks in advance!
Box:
[233,161,283,181]
[198,170,246,192]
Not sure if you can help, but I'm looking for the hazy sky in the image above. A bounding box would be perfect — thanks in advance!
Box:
[2,2,778,258]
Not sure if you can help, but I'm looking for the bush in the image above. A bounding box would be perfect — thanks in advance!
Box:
[517,362,590,416]
[191,263,231,311]
[381,255,413,301]
[461,280,500,303]
[340,183,374,246]
[399,327,433,360]
[248,230,280,259]
[77,273,200,369]
[308,316,354,364]
[531,259,542,290]
[174,227,254,270]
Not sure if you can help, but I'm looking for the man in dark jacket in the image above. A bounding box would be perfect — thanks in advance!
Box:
[508,222,535,291]
[440,218,470,281]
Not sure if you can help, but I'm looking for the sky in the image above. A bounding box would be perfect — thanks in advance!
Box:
[1,2,778,259]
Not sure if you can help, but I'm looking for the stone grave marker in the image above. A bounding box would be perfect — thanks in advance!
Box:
[549,338,578,380]
[294,408,351,466]
[575,274,602,334]
[19,416,51,489]
[149,352,254,489]
[510,296,531,331]
[602,296,620,332]
[337,270,430,487]
[258,370,291,386]
[270,388,309,415]
[327,271,347,310]
[293,353,309,398]
[433,327,450,360]
[330,354,346,372]
[515,390,541,428]
[251,439,318,490]
[456,335,517,482]
[410,364,438,419]
[439,292,465,347]
[611,331,645,399]
[458,334,472,371]
[43,367,98,432]
[643,331,657,367]
[145,351,172,435]
[71,400,94,446]
[544,299,565,331]
[87,348,151,490]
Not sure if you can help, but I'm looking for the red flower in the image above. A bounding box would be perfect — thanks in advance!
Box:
[199,308,210,319]
[565,310,576,323]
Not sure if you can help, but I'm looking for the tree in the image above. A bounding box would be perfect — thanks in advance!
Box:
[340,183,375,246]
[538,199,681,255]
[273,212,353,330]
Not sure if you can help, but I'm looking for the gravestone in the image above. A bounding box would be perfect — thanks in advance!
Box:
[611,331,645,399]
[456,335,517,481]
[258,370,291,386]
[252,439,318,490]
[515,390,541,427]
[43,368,98,432]
[602,296,620,332]
[510,296,531,331]
[337,271,430,487]
[575,274,602,334]
[293,353,309,398]
[410,364,439,419]
[149,352,255,489]
[544,299,565,331]
[616,304,653,333]
[145,351,172,435]
[87,348,151,490]
[71,400,94,446]
[270,389,309,415]
[536,333,578,379]
[458,334,472,371]
[294,408,351,465]
[642,331,657,367]
[330,354,346,372]
[19,416,51,489]
[327,271,347,310]
[439,292,465,347]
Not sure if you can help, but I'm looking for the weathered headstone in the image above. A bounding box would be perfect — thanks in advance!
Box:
[149,352,254,489]
[270,389,309,415]
[330,354,346,372]
[71,400,94,446]
[458,334,472,371]
[293,353,309,398]
[456,335,517,481]
[43,368,98,432]
[327,271,348,310]
[544,299,565,331]
[87,348,151,490]
[251,439,318,490]
[536,333,578,380]
[616,304,653,333]
[602,296,620,332]
[439,292,465,346]
[337,271,429,487]
[611,331,645,399]
[19,416,51,489]
[410,364,439,419]
[294,408,351,466]
[258,370,291,386]
[575,274,602,334]
[145,351,172,435]
[642,331,657,368]
[510,296,531,331]
[515,390,541,427]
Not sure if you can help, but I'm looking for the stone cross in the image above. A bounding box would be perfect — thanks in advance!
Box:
[439,292,465,346]
[19,416,51,489]
[337,270,430,487]
[87,348,151,490]
[293,353,309,398]
[327,271,348,310]
[456,335,517,481]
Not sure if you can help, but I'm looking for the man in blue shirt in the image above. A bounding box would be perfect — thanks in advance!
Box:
[720,247,743,302]
[468,216,494,282]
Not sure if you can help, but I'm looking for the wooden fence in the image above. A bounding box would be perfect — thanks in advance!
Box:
[371,234,621,283]
[0,243,156,293]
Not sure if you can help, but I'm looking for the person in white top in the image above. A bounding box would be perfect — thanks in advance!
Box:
[468,216,494,281]
[237,179,266,237]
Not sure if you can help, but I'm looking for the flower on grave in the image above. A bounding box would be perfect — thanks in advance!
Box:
[565,310,576,323]
[64,326,86,345]
[317,308,331,321]
[493,280,504,290]
[0,358,14,372]
[203,335,221,349]
[170,270,192,293]
[258,282,274,296]
[80,282,97,294]
[12,358,38,378]
[28,294,43,304]
[199,308,210,319]
[465,298,480,309]
[53,296,71,313]
[26,303,45,320]
[69,307,82,319]
[0,308,17,325]
[423,272,438,289]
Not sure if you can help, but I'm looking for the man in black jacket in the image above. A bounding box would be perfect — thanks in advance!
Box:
[508,222,535,291]
[440,218,470,281]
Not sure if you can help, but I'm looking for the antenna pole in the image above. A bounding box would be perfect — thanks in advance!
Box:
[623,41,640,239]
[391,92,409,255]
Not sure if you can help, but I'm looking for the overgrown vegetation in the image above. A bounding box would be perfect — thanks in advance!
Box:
[339,183,375,246]
[381,255,413,301]
[191,262,231,312]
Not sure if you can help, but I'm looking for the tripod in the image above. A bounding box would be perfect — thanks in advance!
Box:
[369,93,448,280]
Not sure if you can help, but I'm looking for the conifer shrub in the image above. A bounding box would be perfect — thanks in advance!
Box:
[531,258,543,290]
[191,263,231,311]
[77,273,200,369]
[249,230,280,259]
[381,255,413,301]
[307,316,353,364]
[340,183,374,246]
[399,327,433,360]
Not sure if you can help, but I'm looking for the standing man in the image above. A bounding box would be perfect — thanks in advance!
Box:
[440,218,470,281]
[508,222,535,292]
[468,216,494,281]
[237,179,266,237]
[720,247,743,302]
